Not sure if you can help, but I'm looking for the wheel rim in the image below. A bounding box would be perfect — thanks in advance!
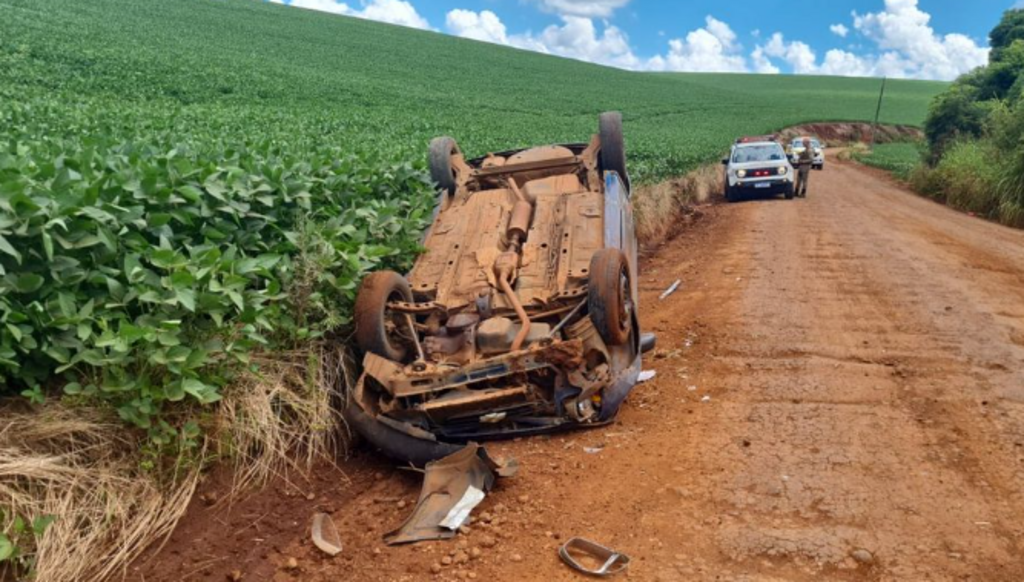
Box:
[618,267,632,335]
[384,290,412,354]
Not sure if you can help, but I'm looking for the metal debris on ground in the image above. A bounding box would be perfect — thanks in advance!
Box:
[385,443,517,545]
[310,512,343,557]
[558,537,630,577]
[659,279,682,300]
[637,370,657,383]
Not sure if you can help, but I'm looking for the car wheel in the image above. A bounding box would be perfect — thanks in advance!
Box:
[588,249,632,346]
[355,271,414,362]
[428,137,460,201]
[725,185,736,202]
[598,112,629,191]
[785,185,795,200]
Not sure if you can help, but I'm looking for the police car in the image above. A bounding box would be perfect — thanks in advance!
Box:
[787,137,825,170]
[722,136,795,202]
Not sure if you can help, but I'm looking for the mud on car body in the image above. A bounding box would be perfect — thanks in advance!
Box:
[723,137,796,202]
[345,113,653,465]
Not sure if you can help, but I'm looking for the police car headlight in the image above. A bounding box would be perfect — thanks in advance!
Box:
[736,169,747,178]
[777,166,787,175]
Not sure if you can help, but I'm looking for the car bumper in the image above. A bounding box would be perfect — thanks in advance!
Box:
[733,178,792,193]
[347,339,641,463]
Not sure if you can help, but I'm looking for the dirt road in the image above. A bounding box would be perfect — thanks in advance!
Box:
[138,158,1024,581]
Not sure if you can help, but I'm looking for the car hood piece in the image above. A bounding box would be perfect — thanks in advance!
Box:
[384,443,518,545]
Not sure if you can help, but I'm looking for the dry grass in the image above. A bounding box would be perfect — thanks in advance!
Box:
[634,164,722,246]
[837,142,871,161]
[0,407,199,582]
[0,344,351,581]
[217,344,353,494]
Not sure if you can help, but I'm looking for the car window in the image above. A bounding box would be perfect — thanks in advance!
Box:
[732,144,785,163]
[790,139,821,148]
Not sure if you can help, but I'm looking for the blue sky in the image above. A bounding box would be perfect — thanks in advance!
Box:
[269,0,1023,80]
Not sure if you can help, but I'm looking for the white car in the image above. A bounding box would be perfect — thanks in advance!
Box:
[722,138,795,202]
[788,137,825,170]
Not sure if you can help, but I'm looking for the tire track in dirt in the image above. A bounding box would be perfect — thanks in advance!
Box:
[136,158,1024,582]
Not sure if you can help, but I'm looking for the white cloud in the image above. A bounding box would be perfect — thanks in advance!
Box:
[748,0,988,79]
[532,0,631,18]
[356,0,430,29]
[763,33,817,74]
[646,16,747,73]
[534,16,640,69]
[446,9,509,44]
[818,49,872,77]
[851,0,988,80]
[274,0,348,15]
[445,10,638,68]
[273,0,430,30]
[751,46,780,74]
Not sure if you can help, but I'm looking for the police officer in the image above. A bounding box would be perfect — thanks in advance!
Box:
[796,137,813,197]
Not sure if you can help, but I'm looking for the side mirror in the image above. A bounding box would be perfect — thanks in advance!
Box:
[721,157,729,166]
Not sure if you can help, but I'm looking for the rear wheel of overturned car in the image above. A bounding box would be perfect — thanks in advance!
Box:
[428,136,460,206]
[588,249,632,346]
[354,271,414,362]
[598,112,629,190]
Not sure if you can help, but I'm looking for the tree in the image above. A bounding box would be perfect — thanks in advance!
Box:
[979,40,1024,100]
[991,9,1024,63]
[924,83,988,162]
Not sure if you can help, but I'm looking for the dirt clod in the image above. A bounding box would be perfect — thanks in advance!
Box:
[852,549,875,564]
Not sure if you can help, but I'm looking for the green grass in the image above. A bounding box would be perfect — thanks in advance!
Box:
[854,143,926,179]
[1,0,947,184]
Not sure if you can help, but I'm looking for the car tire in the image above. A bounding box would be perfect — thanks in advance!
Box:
[354,271,414,362]
[725,185,736,202]
[599,112,629,191]
[588,249,632,346]
[429,137,460,199]
[785,185,795,200]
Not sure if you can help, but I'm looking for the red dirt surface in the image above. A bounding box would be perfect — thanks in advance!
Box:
[134,157,1024,581]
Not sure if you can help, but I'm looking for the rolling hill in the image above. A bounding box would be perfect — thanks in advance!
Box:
[0,0,947,183]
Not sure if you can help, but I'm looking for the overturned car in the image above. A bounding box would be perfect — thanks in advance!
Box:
[345,113,652,465]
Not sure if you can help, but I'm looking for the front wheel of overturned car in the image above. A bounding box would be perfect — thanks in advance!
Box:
[354,270,414,362]
[589,249,632,346]
[429,136,460,200]
[598,111,629,190]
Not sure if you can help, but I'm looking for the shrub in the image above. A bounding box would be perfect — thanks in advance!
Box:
[923,84,989,162]
[998,145,1024,227]
[927,140,1004,217]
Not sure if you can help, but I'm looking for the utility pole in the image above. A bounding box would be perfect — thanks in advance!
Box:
[871,76,887,148]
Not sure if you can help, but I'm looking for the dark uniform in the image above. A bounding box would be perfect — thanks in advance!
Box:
[796,139,814,197]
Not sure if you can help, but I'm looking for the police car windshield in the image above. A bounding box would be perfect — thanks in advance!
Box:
[791,139,821,148]
[733,144,785,163]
